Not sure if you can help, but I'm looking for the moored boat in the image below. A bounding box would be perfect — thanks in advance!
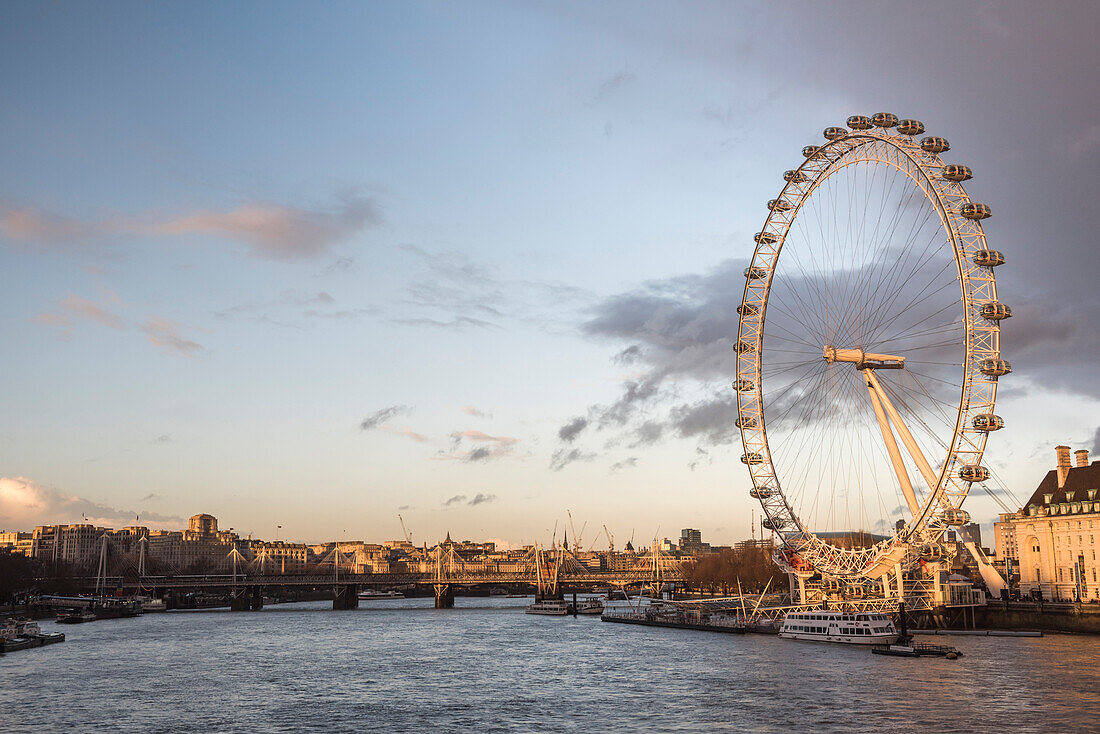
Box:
[357,589,405,599]
[1,618,55,652]
[57,610,97,624]
[575,597,604,615]
[778,610,900,645]
[526,599,569,615]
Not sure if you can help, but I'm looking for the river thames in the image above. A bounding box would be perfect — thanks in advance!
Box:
[5,597,1100,732]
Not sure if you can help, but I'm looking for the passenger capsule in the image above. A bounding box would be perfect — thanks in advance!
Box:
[973,250,1005,267]
[972,413,1005,431]
[762,517,786,531]
[847,115,872,130]
[959,465,990,482]
[767,198,792,212]
[823,126,847,141]
[942,508,971,526]
[897,119,925,136]
[941,164,973,182]
[783,170,807,183]
[920,136,950,153]
[737,303,759,316]
[979,359,1012,377]
[734,340,756,354]
[741,452,764,465]
[960,202,992,220]
[921,544,943,561]
[744,266,768,280]
[754,231,779,244]
[980,302,1012,321]
[736,415,758,429]
[802,145,821,158]
[748,486,774,499]
[871,112,899,128]
[733,379,755,392]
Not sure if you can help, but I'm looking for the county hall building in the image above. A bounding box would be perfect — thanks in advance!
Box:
[995,445,1100,602]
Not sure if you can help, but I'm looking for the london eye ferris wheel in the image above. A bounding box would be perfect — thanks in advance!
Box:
[736,113,1009,590]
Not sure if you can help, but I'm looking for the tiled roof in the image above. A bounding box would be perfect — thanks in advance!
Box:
[1022,462,1100,511]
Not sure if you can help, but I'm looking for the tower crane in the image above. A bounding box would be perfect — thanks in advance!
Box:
[398,514,413,546]
[603,524,614,552]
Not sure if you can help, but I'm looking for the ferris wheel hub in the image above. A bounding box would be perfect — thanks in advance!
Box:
[822,345,906,370]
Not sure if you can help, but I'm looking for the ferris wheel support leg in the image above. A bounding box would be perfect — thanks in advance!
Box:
[894,562,905,604]
[865,376,920,517]
[864,369,941,495]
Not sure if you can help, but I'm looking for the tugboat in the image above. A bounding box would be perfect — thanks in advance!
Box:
[1,619,63,651]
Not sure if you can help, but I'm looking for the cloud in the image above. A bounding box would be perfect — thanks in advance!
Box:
[0,476,183,529]
[214,290,343,326]
[443,494,467,506]
[398,245,593,333]
[141,317,204,356]
[1,191,381,261]
[34,294,204,356]
[610,457,639,473]
[668,394,738,446]
[557,416,589,443]
[391,315,498,331]
[383,425,428,443]
[153,435,172,444]
[550,448,596,471]
[466,446,493,462]
[592,70,635,104]
[462,405,488,419]
[139,493,161,502]
[485,537,516,550]
[437,429,521,463]
[32,294,125,336]
[468,493,496,506]
[360,405,410,431]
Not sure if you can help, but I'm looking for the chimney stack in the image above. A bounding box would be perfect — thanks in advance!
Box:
[1076,449,1090,468]
[1056,445,1072,488]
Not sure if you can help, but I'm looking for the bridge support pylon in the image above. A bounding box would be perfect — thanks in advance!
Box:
[333,584,359,610]
[434,583,454,609]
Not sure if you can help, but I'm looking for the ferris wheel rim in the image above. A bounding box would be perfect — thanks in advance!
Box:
[735,120,1003,582]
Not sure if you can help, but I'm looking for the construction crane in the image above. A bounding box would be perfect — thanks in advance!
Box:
[398,514,413,546]
[603,524,614,552]
[566,510,587,554]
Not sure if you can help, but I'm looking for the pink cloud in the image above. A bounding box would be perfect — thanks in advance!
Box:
[1,191,380,261]
[33,294,203,357]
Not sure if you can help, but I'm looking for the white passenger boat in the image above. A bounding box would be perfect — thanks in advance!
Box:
[778,610,900,645]
[575,597,604,615]
[526,599,569,615]
[357,589,405,599]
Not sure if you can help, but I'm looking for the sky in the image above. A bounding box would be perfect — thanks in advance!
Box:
[2,0,1099,548]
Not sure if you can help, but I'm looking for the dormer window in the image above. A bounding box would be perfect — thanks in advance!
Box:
[1067,491,1076,501]
[1089,490,1097,501]
[1044,493,1054,504]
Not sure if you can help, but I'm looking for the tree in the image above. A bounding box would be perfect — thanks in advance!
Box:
[0,549,40,606]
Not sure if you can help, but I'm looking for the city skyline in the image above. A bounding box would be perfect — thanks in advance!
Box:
[4,2,1100,547]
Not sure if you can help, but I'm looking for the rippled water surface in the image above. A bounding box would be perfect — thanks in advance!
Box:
[5,597,1100,732]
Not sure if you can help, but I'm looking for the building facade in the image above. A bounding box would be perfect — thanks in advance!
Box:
[996,446,1100,601]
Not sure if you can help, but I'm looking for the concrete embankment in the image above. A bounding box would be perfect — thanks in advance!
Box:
[973,601,1100,635]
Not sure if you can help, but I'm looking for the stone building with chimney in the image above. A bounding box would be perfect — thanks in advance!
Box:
[995,445,1100,601]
